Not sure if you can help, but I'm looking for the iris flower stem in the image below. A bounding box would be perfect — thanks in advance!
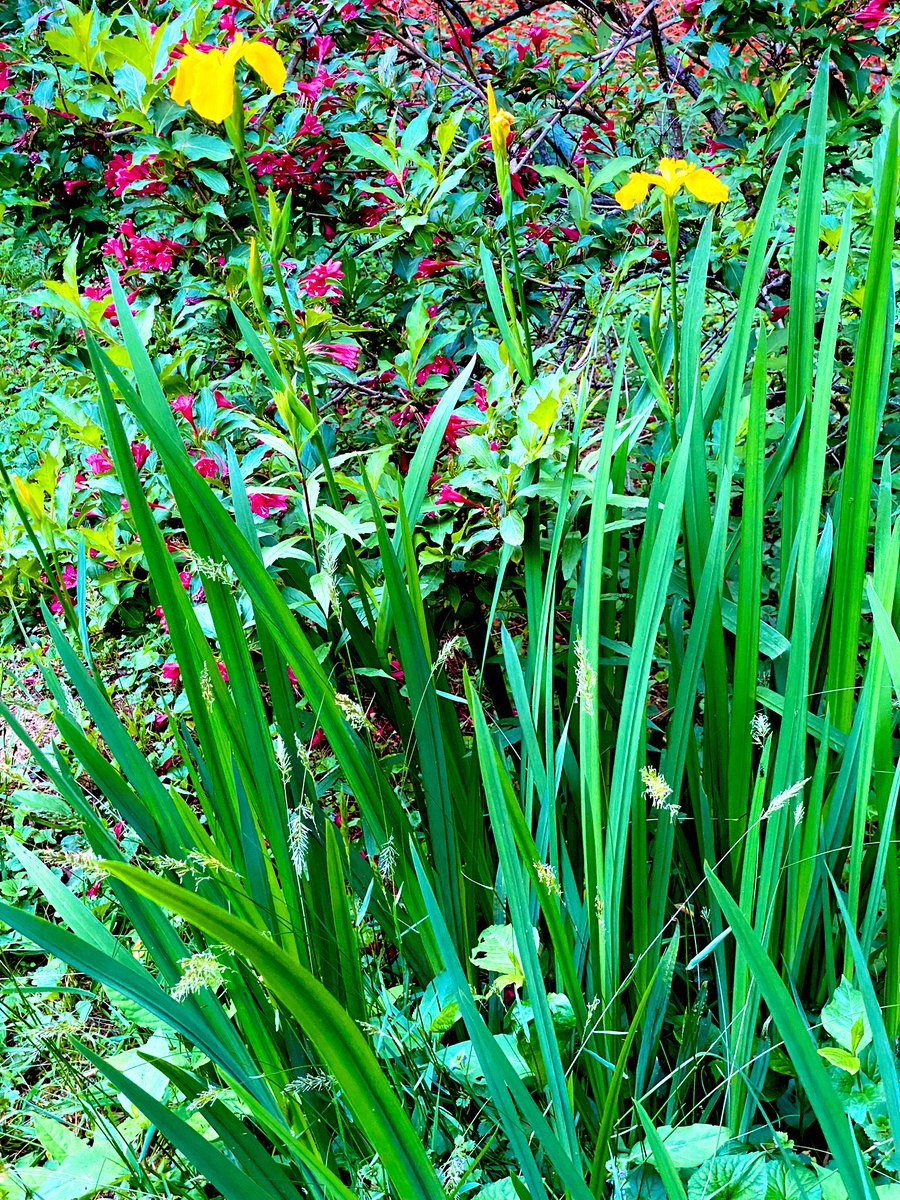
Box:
[234,143,377,630]
[662,197,680,422]
[501,185,535,381]
[234,147,344,500]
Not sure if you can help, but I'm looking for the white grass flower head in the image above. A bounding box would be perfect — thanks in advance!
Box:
[641,765,680,818]
[335,693,369,731]
[751,712,772,745]
[763,777,810,820]
[171,951,225,1001]
[575,634,596,717]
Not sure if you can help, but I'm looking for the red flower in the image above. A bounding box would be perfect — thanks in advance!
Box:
[416,355,457,386]
[131,441,150,469]
[313,33,335,59]
[171,393,196,426]
[856,0,891,26]
[527,24,550,52]
[249,491,289,518]
[299,259,343,298]
[217,661,229,683]
[194,455,222,478]
[103,152,167,197]
[162,661,181,684]
[414,258,460,280]
[309,341,361,369]
[85,449,113,475]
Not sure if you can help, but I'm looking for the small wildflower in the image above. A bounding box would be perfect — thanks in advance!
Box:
[436,634,466,669]
[171,951,225,1001]
[335,693,369,731]
[274,735,292,783]
[751,712,772,744]
[641,765,673,807]
[294,734,316,776]
[763,777,810,819]
[289,804,313,875]
[284,1070,335,1094]
[378,835,397,882]
[187,1086,226,1110]
[575,634,596,717]
[534,861,561,896]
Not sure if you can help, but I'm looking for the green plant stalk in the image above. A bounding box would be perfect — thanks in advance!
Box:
[826,112,899,732]
[662,196,680,416]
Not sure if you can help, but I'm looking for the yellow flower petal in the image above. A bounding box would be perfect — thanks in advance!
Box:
[243,39,286,94]
[487,81,498,123]
[171,50,201,108]
[653,158,691,197]
[187,50,238,123]
[225,30,245,66]
[614,172,652,210]
[682,166,729,205]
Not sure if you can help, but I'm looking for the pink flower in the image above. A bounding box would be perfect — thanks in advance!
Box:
[86,881,102,899]
[296,69,337,101]
[299,259,343,298]
[61,564,78,589]
[527,24,550,51]
[85,449,113,475]
[310,341,360,369]
[390,656,405,682]
[162,661,181,684]
[171,393,196,426]
[442,412,480,450]
[414,258,460,280]
[154,604,169,633]
[178,570,192,589]
[249,491,289,518]
[131,441,150,469]
[313,33,335,60]
[856,0,891,25]
[213,390,234,409]
[445,24,472,54]
[416,355,456,386]
[101,218,186,274]
[103,152,167,197]
[216,661,229,683]
[194,455,222,478]
[437,484,469,505]
[63,179,90,195]
[113,820,126,840]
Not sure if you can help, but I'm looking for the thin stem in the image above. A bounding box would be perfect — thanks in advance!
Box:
[663,197,681,423]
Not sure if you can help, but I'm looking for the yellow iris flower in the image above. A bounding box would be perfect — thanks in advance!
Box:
[615,158,729,210]
[171,31,287,124]
[486,82,514,162]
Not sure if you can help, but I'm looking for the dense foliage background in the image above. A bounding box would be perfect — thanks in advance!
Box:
[2,0,900,1197]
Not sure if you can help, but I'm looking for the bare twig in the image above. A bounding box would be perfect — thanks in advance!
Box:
[510,0,668,172]
[384,30,487,97]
